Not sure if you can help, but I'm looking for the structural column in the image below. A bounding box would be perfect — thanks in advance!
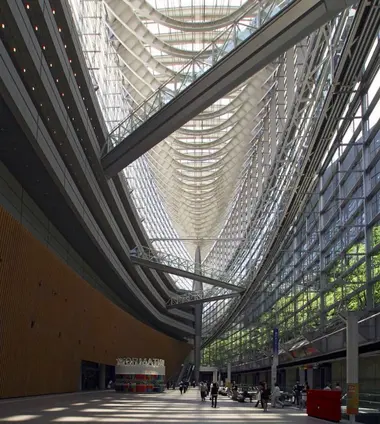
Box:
[98,363,106,390]
[193,246,202,384]
[346,312,359,423]
[213,369,218,384]
[227,363,232,384]
[271,328,279,389]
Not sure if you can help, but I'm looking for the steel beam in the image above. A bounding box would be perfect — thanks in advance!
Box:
[102,0,355,176]
[130,256,244,292]
[167,292,241,309]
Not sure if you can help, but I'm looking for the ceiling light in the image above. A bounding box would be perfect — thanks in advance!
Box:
[52,9,56,14]
[26,4,30,9]
[1,24,5,29]
[13,47,16,52]
[35,26,38,31]
[59,28,61,32]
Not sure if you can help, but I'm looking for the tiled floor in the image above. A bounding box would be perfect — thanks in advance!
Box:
[0,389,340,423]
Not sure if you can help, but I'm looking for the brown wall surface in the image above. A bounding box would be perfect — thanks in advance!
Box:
[0,206,191,399]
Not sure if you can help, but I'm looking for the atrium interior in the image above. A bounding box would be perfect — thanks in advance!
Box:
[0,0,380,422]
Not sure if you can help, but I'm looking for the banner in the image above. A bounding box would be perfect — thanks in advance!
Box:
[347,383,359,415]
[273,328,279,355]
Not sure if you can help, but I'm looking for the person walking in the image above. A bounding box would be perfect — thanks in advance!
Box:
[293,381,302,406]
[179,381,184,395]
[255,383,263,408]
[261,382,270,412]
[272,382,283,408]
[200,382,207,401]
[211,382,218,408]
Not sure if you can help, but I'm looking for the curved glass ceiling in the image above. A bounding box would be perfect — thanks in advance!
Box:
[69,0,273,277]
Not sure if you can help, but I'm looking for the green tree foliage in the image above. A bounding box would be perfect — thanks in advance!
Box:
[202,227,380,366]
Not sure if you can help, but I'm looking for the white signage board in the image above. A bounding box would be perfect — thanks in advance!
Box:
[116,357,165,376]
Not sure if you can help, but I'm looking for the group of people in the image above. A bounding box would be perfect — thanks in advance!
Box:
[324,382,342,391]
[254,381,276,411]
[168,379,343,411]
[178,380,190,394]
[199,382,219,407]
[292,381,310,409]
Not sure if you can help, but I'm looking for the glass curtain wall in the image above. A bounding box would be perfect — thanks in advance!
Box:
[202,7,380,368]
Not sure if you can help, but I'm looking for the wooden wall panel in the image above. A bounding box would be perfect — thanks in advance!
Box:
[0,206,191,399]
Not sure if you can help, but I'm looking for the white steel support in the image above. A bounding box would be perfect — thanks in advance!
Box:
[347,312,359,423]
[227,363,232,383]
[193,246,202,384]
[271,328,279,391]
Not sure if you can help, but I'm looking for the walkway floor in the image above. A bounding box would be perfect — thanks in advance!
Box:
[0,389,341,423]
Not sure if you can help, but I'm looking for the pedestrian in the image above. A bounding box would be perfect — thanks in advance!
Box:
[293,381,302,406]
[261,382,270,412]
[255,382,263,408]
[200,382,207,401]
[211,382,218,408]
[179,381,184,394]
[272,382,283,408]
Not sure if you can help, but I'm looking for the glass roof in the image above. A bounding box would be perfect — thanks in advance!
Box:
[69,0,273,288]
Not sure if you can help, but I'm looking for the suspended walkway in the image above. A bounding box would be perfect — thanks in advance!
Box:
[130,246,244,292]
[130,247,244,307]
[101,0,355,177]
[167,288,242,308]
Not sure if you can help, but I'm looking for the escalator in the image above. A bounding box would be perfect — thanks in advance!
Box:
[177,363,195,384]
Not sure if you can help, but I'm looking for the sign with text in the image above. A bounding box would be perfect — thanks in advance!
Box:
[116,357,165,367]
[347,383,359,415]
